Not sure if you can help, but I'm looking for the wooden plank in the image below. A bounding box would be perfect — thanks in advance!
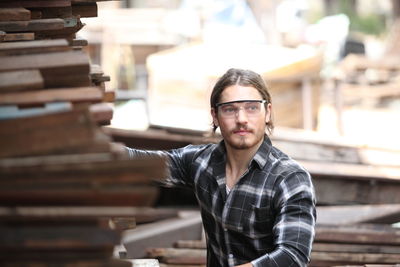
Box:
[0,1,72,8]
[175,240,206,249]
[72,2,97,17]
[1,259,133,267]
[30,6,72,19]
[317,204,400,225]
[313,175,400,205]
[0,18,65,32]
[0,30,5,41]
[3,32,34,41]
[123,211,203,259]
[0,87,103,106]
[0,225,120,249]
[147,248,206,265]
[0,70,43,92]
[315,225,400,245]
[0,206,148,220]
[0,108,99,158]
[44,73,91,88]
[0,39,70,56]
[0,186,160,206]
[89,102,113,124]
[0,50,89,76]
[313,243,400,254]
[0,8,31,21]
[71,38,88,47]
[310,251,400,264]
[0,103,72,120]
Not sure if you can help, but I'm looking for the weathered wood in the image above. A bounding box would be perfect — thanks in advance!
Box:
[0,70,43,92]
[72,2,97,17]
[147,248,206,265]
[0,186,160,206]
[0,87,103,106]
[0,30,5,41]
[313,243,400,254]
[1,259,133,267]
[89,102,113,124]
[315,225,400,245]
[0,207,177,221]
[0,18,65,32]
[0,50,90,77]
[0,108,100,158]
[0,225,120,249]
[313,175,400,205]
[175,240,206,249]
[0,39,70,56]
[3,32,34,41]
[317,204,400,225]
[71,38,88,47]
[30,6,72,19]
[123,211,203,259]
[310,251,400,265]
[0,8,31,21]
[0,1,72,8]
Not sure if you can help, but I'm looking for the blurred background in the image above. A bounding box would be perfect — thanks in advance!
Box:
[79,0,400,150]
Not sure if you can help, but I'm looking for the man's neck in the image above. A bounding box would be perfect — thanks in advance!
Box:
[225,140,263,188]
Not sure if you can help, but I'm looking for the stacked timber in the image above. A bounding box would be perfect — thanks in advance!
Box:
[144,220,400,267]
[0,1,167,266]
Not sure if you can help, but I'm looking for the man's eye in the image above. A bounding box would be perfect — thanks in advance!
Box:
[223,107,235,113]
[246,105,259,111]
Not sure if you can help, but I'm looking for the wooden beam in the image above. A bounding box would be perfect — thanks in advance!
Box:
[0,18,65,32]
[0,70,43,92]
[0,1,72,8]
[317,204,400,225]
[0,39,70,56]
[0,87,103,106]
[0,50,90,76]
[2,32,34,41]
[0,8,31,21]
[72,2,97,17]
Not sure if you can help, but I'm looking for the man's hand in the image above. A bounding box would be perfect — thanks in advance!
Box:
[235,263,253,267]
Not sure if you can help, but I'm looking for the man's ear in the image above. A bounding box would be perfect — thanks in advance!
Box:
[265,103,272,123]
[211,108,219,127]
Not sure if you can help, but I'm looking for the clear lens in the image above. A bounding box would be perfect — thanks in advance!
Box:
[218,101,264,117]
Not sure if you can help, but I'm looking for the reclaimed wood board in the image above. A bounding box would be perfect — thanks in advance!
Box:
[2,32,34,41]
[0,70,44,92]
[0,8,31,21]
[0,87,103,106]
[0,39,70,56]
[0,18,65,32]
[72,2,97,17]
[0,1,72,8]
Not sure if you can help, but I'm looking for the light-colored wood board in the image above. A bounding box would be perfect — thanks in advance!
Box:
[0,50,90,76]
[0,87,103,106]
[0,39,70,56]
[3,32,34,41]
[0,70,43,92]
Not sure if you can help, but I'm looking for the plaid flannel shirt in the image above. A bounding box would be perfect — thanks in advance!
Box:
[126,136,316,267]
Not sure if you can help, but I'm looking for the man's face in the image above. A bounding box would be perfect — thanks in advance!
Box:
[212,85,271,150]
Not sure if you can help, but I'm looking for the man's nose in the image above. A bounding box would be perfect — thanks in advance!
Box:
[235,107,248,123]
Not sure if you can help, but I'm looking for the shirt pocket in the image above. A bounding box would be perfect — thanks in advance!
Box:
[242,205,273,239]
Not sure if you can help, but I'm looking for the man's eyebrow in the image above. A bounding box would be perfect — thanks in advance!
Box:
[215,100,265,107]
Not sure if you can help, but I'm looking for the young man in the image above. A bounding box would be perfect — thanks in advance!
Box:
[126,68,316,267]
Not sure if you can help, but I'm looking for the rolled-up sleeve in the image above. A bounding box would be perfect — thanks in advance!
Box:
[251,171,316,267]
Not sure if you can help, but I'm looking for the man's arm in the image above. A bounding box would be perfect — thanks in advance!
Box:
[251,171,316,267]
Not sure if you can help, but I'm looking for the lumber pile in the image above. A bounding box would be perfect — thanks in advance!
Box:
[142,209,400,266]
[0,1,169,266]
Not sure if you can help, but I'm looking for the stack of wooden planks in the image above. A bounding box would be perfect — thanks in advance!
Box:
[0,1,169,266]
[143,220,400,266]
